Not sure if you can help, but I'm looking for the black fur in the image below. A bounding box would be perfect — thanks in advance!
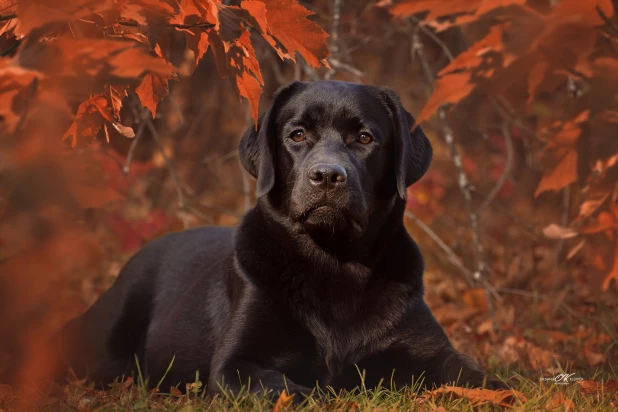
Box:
[52,81,507,399]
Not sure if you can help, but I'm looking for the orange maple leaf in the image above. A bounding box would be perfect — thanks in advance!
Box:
[62,95,113,147]
[108,47,175,78]
[250,0,330,68]
[135,72,173,118]
[602,250,618,292]
[418,72,475,123]
[535,149,578,196]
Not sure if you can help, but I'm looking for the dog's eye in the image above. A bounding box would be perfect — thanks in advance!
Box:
[290,130,306,142]
[357,133,373,144]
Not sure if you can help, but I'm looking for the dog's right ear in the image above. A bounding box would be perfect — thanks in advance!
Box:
[239,81,304,198]
[379,88,433,200]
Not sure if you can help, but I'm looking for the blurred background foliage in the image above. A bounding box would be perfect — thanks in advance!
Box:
[0,0,616,396]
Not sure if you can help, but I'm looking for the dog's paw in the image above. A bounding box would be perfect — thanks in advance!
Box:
[459,374,509,391]
[484,378,510,391]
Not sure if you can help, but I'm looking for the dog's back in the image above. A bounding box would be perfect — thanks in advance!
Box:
[54,226,236,385]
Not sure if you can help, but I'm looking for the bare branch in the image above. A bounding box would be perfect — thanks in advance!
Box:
[143,115,186,211]
[405,210,475,284]
[493,95,542,143]
[185,204,214,225]
[410,16,455,62]
[410,19,501,324]
[479,120,514,212]
[325,0,363,80]
[439,105,500,328]
[324,0,342,81]
[410,23,434,83]
[118,20,215,30]
[596,5,618,36]
[130,102,186,212]
[330,0,342,59]
[554,186,570,286]
[469,187,538,238]
[123,116,148,175]
[0,13,16,23]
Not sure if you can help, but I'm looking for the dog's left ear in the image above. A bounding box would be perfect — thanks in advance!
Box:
[239,82,305,198]
[380,89,433,200]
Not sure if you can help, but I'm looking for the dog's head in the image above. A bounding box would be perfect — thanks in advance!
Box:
[239,81,432,238]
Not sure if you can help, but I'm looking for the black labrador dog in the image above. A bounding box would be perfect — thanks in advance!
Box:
[55,81,506,397]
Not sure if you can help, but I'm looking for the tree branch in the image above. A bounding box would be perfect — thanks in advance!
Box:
[479,120,514,212]
[405,210,475,284]
[118,21,215,30]
[596,5,618,36]
[409,22,501,328]
[123,115,148,175]
[130,102,186,212]
[439,106,501,328]
[0,13,16,23]
[325,0,363,80]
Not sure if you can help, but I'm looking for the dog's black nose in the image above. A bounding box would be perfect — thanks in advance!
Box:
[308,164,347,189]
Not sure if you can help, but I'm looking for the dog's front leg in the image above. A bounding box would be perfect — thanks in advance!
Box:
[433,349,508,390]
[207,359,313,401]
[401,302,508,390]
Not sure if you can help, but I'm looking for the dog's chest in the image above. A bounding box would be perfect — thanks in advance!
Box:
[288,276,410,380]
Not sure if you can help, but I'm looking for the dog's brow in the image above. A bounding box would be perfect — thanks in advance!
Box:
[301,104,327,125]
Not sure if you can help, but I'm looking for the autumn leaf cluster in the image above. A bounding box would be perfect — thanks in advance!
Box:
[0,0,329,147]
[0,0,329,393]
[390,0,618,292]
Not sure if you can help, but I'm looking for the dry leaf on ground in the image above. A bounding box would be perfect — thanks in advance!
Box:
[545,392,575,410]
[424,386,527,408]
[577,380,618,396]
[273,390,295,412]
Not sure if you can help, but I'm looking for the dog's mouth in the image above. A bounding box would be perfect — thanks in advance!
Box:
[299,203,344,222]
[296,203,366,237]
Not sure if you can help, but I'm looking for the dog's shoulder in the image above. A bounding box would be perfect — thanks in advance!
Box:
[114,225,237,290]
[142,225,236,257]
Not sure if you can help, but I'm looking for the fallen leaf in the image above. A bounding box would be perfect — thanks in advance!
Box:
[463,288,488,312]
[577,194,609,221]
[583,346,606,367]
[273,390,295,412]
[535,149,578,196]
[566,240,586,260]
[577,379,618,396]
[425,386,527,408]
[580,212,617,235]
[542,224,578,239]
[602,250,618,292]
[545,392,575,411]
[0,384,13,400]
[112,122,135,139]
[499,336,559,371]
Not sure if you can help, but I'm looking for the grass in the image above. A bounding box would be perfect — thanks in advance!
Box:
[4,364,614,411]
